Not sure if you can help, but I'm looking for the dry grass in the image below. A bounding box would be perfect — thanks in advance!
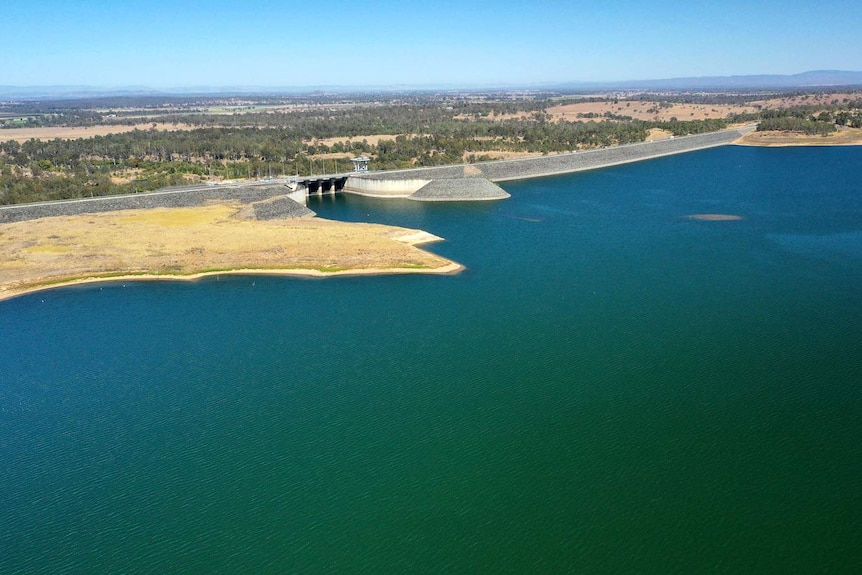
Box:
[0,123,198,143]
[752,92,859,109]
[735,127,862,147]
[547,101,759,122]
[0,203,461,301]
[547,92,860,123]
[645,128,674,141]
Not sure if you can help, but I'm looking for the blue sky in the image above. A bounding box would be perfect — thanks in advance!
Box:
[2,0,860,88]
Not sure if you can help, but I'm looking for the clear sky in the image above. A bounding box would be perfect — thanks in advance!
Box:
[2,0,860,88]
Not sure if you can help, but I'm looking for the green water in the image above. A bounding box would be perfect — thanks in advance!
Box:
[2,146,861,572]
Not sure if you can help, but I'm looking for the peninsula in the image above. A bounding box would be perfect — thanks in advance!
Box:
[0,201,461,303]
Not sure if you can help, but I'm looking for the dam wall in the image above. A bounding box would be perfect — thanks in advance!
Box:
[360,128,751,183]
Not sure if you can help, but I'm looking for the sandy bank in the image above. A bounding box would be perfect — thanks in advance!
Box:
[0,263,464,304]
[0,203,462,303]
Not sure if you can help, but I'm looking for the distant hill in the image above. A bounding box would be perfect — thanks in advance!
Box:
[2,71,861,99]
[555,70,862,91]
[0,85,162,99]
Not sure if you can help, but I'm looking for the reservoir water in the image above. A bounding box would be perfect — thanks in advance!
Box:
[2,146,861,573]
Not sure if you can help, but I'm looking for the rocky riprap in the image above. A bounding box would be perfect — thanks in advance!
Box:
[0,184,314,223]
[410,178,510,201]
[250,195,314,219]
[356,128,749,183]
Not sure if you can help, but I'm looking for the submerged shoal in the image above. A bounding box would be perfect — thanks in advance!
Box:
[0,202,462,302]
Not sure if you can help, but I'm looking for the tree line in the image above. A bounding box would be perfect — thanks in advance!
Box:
[2,90,861,205]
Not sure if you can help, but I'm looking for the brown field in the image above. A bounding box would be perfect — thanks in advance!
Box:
[307,151,355,161]
[0,123,198,143]
[548,92,862,123]
[735,127,862,147]
[645,128,674,141]
[753,92,860,109]
[547,101,759,122]
[0,203,461,302]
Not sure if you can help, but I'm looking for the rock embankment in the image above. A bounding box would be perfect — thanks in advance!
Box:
[361,128,751,183]
[0,184,312,223]
[409,178,510,201]
[251,196,315,219]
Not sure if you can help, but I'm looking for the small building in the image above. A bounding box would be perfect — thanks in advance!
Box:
[351,156,370,173]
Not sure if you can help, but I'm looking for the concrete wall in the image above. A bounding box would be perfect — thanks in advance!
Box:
[343,177,430,197]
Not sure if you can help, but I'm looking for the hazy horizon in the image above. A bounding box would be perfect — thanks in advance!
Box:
[2,0,861,89]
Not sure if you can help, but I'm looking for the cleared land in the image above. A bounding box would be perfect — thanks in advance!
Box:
[547,101,758,122]
[645,128,674,141]
[753,92,859,109]
[547,93,860,123]
[735,127,862,146]
[0,123,198,142]
[0,203,461,302]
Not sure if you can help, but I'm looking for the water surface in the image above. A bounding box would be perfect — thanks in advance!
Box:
[2,146,861,573]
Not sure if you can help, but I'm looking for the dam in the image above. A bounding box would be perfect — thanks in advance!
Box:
[300,126,752,201]
[0,127,753,223]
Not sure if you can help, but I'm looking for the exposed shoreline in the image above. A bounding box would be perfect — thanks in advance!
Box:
[733,128,862,147]
[0,262,464,304]
[0,204,463,303]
